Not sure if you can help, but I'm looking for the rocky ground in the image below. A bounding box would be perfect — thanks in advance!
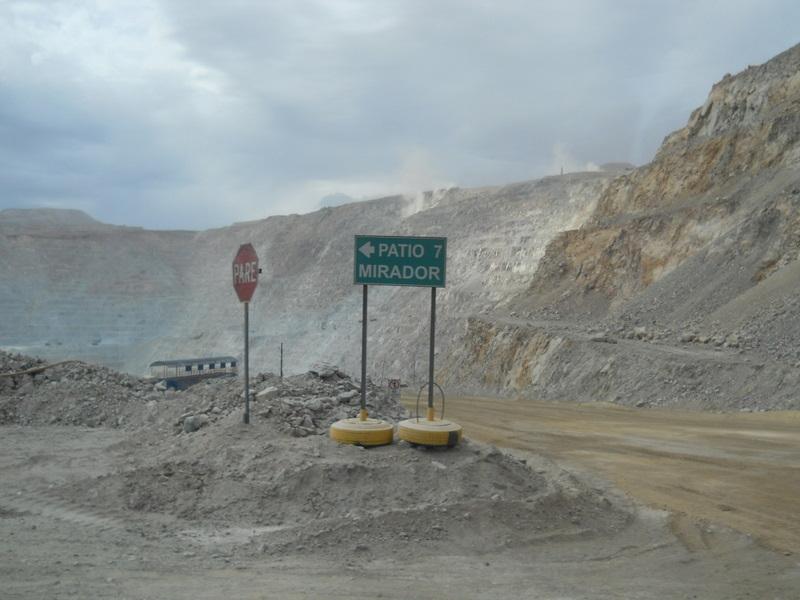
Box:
[2,351,799,598]
[442,314,800,411]
[0,349,625,559]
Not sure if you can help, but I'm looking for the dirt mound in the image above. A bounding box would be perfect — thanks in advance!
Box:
[0,351,150,427]
[67,408,628,558]
[1,351,628,560]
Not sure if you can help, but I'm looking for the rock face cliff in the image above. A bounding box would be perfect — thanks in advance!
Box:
[442,43,800,409]
[522,43,800,319]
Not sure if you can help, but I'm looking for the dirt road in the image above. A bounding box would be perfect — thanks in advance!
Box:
[2,424,800,598]
[418,395,800,554]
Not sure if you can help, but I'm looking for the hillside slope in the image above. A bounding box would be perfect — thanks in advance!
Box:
[0,173,614,381]
[442,43,800,409]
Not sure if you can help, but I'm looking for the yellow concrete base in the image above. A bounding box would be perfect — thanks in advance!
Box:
[329,417,394,446]
[397,417,463,447]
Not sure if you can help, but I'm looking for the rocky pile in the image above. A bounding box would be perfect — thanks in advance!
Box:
[2,350,629,561]
[0,351,151,427]
[0,350,406,433]
[179,365,407,437]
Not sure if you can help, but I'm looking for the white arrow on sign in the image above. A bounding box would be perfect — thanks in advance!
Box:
[359,241,375,258]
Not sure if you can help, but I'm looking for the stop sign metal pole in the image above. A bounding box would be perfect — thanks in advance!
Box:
[232,243,259,426]
[244,301,250,424]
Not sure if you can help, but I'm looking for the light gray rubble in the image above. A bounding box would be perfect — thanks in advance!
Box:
[0,350,404,433]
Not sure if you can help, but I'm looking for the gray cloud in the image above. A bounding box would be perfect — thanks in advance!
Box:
[1,0,798,229]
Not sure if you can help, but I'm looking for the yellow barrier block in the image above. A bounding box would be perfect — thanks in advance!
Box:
[397,417,462,447]
[329,417,394,446]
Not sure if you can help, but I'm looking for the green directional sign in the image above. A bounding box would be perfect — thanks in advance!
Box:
[354,235,447,288]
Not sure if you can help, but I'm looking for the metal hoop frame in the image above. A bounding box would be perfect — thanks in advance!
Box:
[415,382,446,421]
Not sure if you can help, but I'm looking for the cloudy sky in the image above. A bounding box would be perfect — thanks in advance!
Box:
[1,1,798,230]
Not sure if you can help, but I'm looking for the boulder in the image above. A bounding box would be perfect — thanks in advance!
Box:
[305,398,323,411]
[309,363,337,379]
[256,386,279,400]
[725,334,740,348]
[337,390,359,403]
[183,414,209,433]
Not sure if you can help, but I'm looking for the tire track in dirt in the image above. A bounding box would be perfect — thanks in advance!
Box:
[0,488,126,532]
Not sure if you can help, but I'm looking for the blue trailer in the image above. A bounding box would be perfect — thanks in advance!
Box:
[148,356,238,389]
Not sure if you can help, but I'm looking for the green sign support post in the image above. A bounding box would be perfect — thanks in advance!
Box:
[332,234,460,445]
[339,234,461,447]
[353,234,447,421]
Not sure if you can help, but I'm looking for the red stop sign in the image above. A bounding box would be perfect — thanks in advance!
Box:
[232,243,259,302]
